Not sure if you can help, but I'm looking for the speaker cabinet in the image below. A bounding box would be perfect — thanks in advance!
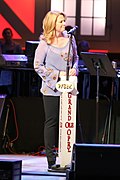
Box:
[0,159,22,180]
[67,143,120,179]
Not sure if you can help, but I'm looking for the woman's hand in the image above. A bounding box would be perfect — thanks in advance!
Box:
[59,71,66,77]
[69,68,77,76]
[59,68,77,77]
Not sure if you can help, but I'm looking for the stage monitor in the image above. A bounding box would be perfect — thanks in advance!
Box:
[80,52,116,78]
[67,143,120,178]
[25,40,40,67]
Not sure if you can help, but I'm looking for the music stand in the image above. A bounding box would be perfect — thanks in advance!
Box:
[80,52,116,143]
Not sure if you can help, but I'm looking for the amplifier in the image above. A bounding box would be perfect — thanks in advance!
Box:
[0,54,28,67]
[66,143,120,179]
[25,40,39,67]
[0,159,22,180]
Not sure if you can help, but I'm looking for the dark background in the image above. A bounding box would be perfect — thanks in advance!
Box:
[0,96,120,154]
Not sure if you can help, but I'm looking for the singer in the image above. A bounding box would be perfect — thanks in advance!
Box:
[34,10,79,171]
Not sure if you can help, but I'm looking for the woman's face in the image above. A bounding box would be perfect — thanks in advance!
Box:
[55,15,66,33]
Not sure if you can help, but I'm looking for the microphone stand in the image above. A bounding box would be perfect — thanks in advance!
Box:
[102,72,116,144]
[66,33,84,144]
[66,26,78,80]
[66,33,72,80]
[94,62,101,143]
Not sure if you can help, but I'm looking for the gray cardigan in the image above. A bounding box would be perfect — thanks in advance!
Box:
[34,36,79,96]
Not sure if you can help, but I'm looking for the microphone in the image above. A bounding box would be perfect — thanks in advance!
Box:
[67,26,78,34]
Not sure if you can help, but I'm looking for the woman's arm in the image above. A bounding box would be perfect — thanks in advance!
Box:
[34,40,59,90]
[69,36,79,76]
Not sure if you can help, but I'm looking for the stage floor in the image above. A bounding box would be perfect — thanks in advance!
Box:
[0,154,66,180]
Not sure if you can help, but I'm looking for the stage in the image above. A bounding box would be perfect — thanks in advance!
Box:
[1,143,120,179]
[0,154,66,180]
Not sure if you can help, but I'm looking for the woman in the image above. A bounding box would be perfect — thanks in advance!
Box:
[34,10,79,170]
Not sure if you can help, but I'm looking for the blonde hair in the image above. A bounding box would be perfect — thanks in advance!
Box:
[42,10,67,44]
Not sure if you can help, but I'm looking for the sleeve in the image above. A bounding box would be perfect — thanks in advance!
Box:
[71,36,79,75]
[34,40,59,90]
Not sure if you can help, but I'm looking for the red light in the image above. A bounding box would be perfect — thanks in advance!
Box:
[89,49,109,53]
